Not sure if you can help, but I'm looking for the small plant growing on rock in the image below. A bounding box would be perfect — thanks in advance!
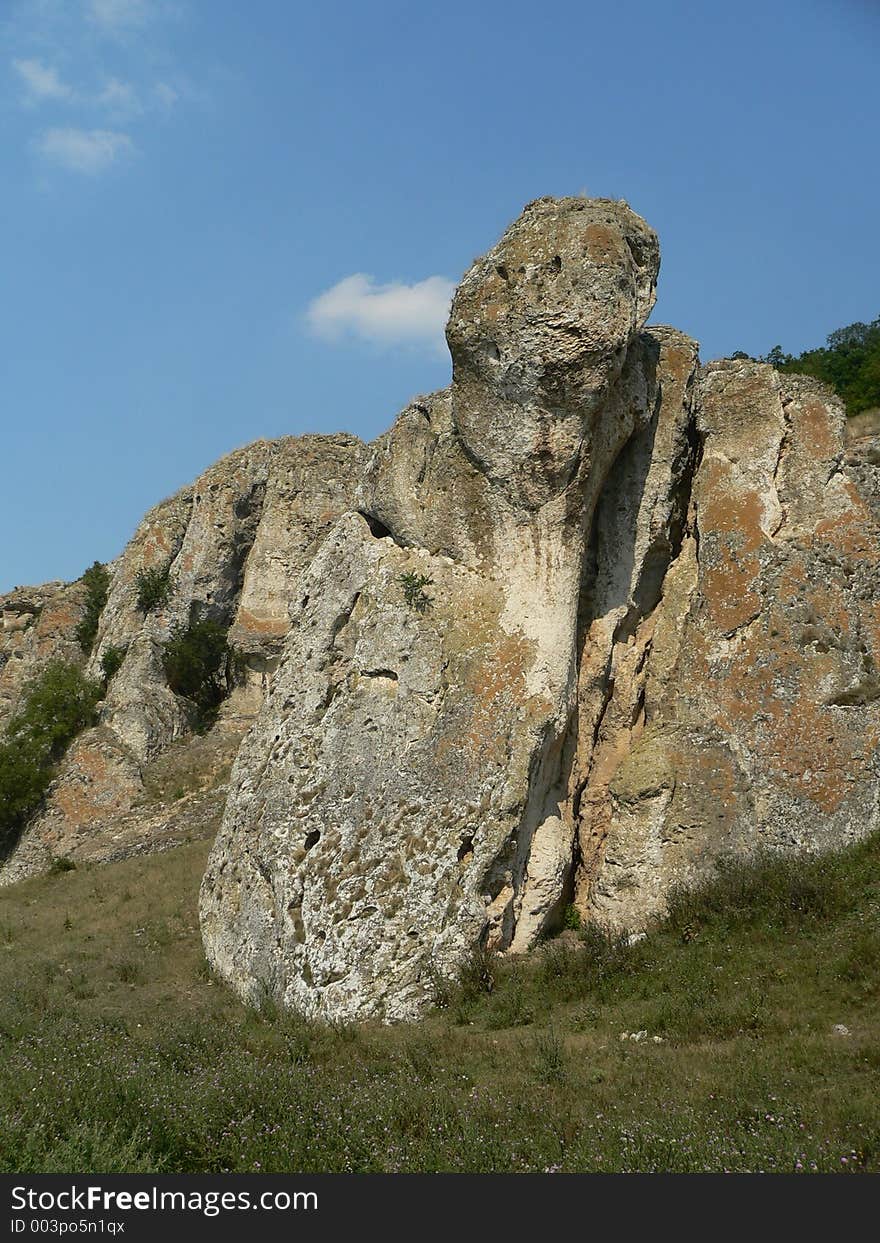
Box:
[75,561,110,653]
[398,571,433,614]
[99,644,127,684]
[561,903,582,931]
[0,662,102,856]
[135,562,173,614]
[49,856,76,875]
[162,612,241,732]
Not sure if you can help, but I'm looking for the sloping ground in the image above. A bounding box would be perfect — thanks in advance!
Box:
[847,408,880,441]
[1,832,878,1173]
[0,718,245,886]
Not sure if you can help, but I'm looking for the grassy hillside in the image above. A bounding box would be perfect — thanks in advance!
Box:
[1,835,879,1173]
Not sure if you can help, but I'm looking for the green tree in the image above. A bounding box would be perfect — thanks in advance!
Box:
[0,736,52,854]
[162,615,240,730]
[0,662,102,856]
[762,345,790,369]
[762,314,880,416]
[7,662,103,762]
[74,562,110,654]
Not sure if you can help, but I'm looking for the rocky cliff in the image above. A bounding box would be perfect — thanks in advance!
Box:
[4,196,879,1024]
[1,435,365,884]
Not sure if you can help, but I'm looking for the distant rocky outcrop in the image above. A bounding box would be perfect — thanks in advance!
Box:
[1,581,88,726]
[4,196,880,1026]
[1,435,365,885]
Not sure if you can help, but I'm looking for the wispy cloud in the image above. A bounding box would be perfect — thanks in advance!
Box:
[153,80,178,110]
[37,126,134,173]
[306,274,455,350]
[9,0,189,177]
[97,76,141,117]
[13,57,72,103]
[85,0,154,30]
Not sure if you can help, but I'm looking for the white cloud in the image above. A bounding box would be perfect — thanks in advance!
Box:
[97,76,141,116]
[37,126,134,173]
[13,57,73,103]
[152,80,179,112]
[86,0,153,29]
[306,274,455,350]
[10,2,189,181]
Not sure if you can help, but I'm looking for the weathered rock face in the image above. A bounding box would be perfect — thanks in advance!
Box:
[582,365,880,927]
[201,512,555,1020]
[0,581,88,728]
[0,435,365,887]
[6,194,880,1026]
[446,197,659,513]
[86,434,366,763]
[569,326,701,917]
[230,436,367,664]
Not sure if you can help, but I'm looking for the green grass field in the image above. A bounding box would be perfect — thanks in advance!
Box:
[1,833,878,1173]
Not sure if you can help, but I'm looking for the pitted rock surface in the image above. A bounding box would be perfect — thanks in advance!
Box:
[583,366,880,928]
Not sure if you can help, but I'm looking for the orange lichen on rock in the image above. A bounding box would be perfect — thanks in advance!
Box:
[584,222,624,263]
[233,608,288,638]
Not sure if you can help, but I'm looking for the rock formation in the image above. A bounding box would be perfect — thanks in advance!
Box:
[4,196,880,1026]
[582,366,880,927]
[1,436,365,885]
[1,580,88,727]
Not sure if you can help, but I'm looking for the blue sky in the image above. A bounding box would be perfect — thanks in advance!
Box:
[2,0,878,592]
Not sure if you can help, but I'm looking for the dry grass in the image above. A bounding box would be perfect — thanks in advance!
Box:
[1,835,879,1173]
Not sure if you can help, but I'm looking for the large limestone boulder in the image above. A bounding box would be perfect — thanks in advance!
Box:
[7,192,878,1025]
[201,198,880,1023]
[200,513,553,1019]
[200,197,680,1021]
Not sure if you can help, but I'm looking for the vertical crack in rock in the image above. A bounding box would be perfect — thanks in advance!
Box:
[586,362,880,931]
[567,329,702,920]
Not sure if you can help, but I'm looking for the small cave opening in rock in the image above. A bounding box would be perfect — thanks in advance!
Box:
[358,512,393,540]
